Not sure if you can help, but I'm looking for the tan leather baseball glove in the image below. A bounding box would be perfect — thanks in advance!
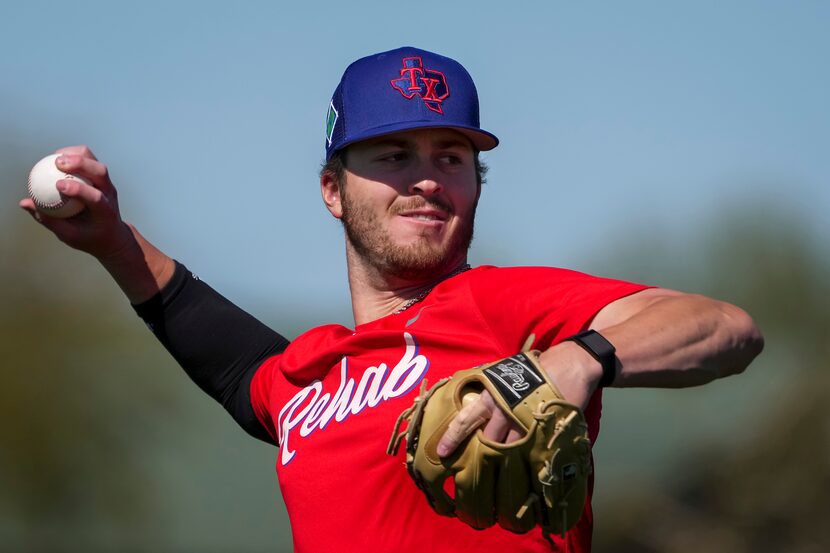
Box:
[387,343,592,540]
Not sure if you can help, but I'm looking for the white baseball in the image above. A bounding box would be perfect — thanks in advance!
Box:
[28,154,89,218]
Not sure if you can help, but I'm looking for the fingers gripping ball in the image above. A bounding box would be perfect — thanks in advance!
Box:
[28,154,88,218]
[388,346,593,541]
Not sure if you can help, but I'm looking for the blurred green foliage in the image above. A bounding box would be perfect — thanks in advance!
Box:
[2,147,290,551]
[2,210,161,539]
[590,208,830,553]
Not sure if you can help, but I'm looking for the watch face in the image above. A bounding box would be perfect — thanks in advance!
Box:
[581,331,615,357]
[570,331,616,387]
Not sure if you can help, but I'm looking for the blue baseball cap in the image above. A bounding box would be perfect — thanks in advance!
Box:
[324,46,499,160]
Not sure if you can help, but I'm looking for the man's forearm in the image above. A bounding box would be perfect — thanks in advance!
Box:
[593,290,764,388]
[537,290,763,409]
[96,223,176,304]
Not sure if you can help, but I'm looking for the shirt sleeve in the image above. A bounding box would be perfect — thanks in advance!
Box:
[249,355,281,444]
[468,266,651,354]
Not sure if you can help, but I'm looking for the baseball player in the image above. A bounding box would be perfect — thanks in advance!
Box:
[20,47,763,552]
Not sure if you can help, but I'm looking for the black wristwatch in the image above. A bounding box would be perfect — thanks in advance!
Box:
[565,330,617,388]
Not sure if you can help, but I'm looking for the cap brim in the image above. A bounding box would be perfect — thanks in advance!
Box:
[335,121,499,156]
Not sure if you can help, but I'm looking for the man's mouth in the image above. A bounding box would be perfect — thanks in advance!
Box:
[398,209,449,222]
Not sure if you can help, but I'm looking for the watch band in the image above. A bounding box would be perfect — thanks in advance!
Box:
[565,330,617,388]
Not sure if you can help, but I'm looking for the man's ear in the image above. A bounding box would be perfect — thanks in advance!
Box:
[321,172,343,219]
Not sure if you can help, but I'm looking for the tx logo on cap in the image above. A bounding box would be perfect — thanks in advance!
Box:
[390,57,450,114]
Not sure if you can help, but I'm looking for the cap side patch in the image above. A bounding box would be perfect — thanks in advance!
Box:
[325,101,338,145]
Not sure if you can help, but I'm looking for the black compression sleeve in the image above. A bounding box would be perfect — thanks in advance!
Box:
[132,261,288,445]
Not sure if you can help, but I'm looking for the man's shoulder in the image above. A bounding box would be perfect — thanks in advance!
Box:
[290,323,352,348]
[459,264,647,308]
[464,265,604,286]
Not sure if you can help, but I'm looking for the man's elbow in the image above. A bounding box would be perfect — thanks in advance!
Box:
[718,301,764,376]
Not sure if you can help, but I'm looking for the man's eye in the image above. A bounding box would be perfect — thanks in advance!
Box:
[440,154,463,165]
[380,152,408,162]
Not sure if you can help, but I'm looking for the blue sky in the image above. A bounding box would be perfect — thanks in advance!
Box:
[4,0,827,327]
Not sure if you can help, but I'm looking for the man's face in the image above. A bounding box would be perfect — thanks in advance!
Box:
[335,128,480,281]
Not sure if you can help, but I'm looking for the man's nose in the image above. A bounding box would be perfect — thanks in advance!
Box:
[408,163,443,196]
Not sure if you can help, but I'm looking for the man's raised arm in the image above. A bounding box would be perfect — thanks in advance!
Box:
[19,146,288,444]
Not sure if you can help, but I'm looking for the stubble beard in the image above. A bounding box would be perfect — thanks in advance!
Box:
[340,192,476,282]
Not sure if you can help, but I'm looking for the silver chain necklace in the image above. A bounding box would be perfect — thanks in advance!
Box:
[393,264,472,314]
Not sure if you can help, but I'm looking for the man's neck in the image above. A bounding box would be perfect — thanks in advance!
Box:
[345,248,469,326]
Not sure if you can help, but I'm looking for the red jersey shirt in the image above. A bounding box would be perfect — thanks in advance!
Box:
[250,266,648,553]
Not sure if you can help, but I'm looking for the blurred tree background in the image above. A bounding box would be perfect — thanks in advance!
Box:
[2,123,827,551]
[590,205,830,553]
[1,125,295,551]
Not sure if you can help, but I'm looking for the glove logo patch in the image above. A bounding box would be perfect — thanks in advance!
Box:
[390,57,450,114]
[483,353,545,407]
